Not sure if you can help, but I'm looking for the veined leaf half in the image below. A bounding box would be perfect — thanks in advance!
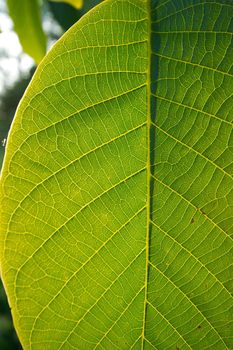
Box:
[0,0,232,349]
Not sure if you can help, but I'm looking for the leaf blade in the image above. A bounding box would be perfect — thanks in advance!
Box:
[0,0,233,349]
[147,1,233,348]
[1,1,149,348]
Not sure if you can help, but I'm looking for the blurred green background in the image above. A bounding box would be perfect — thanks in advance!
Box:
[0,0,101,348]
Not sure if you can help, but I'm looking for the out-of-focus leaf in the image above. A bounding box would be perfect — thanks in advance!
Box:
[49,0,83,10]
[7,0,46,64]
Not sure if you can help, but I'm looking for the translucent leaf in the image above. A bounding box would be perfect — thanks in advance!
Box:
[7,0,46,64]
[1,0,232,349]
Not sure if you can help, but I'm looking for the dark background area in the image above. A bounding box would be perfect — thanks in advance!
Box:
[0,1,101,348]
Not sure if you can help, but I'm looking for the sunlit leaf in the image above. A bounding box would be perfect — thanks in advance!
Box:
[49,0,83,10]
[7,0,46,64]
[1,0,232,349]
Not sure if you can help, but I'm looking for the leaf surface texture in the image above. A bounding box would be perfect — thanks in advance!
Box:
[0,0,232,349]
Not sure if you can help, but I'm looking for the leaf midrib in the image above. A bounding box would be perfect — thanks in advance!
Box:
[141,0,151,347]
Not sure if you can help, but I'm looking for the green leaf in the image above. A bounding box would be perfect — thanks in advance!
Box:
[49,0,83,10]
[1,0,232,349]
[7,0,46,64]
